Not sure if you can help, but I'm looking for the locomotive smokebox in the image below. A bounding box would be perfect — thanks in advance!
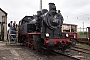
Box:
[49,3,56,11]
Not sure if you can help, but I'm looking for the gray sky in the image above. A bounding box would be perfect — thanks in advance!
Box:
[0,0,90,28]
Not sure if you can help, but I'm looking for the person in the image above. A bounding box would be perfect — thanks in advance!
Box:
[11,21,16,34]
[13,21,16,28]
[9,21,13,34]
[10,21,13,27]
[16,24,18,37]
[8,21,13,27]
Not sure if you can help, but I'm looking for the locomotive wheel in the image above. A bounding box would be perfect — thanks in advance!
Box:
[33,35,43,51]
[70,39,76,46]
[61,47,66,53]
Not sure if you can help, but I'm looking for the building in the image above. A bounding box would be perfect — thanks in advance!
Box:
[0,8,7,41]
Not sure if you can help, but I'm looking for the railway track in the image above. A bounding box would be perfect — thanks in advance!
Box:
[54,46,90,60]
[21,47,78,60]
[15,42,90,60]
[77,38,89,45]
[54,50,80,60]
[71,46,90,55]
[54,51,80,60]
[33,46,90,60]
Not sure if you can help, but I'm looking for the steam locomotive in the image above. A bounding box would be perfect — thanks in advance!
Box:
[18,3,74,52]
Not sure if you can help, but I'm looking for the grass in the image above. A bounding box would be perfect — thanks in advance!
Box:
[77,32,88,38]
[78,43,90,50]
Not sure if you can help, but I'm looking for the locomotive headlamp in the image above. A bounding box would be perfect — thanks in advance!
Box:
[66,34,69,37]
[74,35,76,38]
[46,33,49,37]
[56,10,60,13]
[88,38,89,40]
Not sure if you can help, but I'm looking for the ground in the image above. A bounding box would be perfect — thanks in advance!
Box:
[0,41,41,60]
[0,41,78,60]
[76,43,90,50]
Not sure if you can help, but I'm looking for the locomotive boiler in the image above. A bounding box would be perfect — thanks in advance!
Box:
[18,3,72,52]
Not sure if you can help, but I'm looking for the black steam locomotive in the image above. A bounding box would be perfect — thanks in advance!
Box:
[18,3,72,51]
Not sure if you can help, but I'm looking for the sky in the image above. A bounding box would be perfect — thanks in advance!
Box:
[0,0,90,28]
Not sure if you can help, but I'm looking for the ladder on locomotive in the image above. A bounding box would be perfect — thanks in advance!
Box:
[7,29,18,44]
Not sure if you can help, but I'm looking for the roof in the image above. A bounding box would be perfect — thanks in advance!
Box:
[22,16,33,19]
[21,16,33,22]
[0,8,7,16]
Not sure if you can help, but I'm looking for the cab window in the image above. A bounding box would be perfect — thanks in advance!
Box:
[71,25,77,32]
[62,25,70,32]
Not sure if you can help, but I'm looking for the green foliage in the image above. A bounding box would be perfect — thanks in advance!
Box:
[78,32,87,35]
[78,32,88,38]
[80,44,90,50]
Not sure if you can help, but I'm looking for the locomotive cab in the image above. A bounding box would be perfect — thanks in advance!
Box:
[62,24,77,46]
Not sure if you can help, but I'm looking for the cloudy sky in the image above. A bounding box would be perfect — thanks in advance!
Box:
[0,0,90,28]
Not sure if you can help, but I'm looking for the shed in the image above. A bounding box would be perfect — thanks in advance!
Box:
[0,8,7,41]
